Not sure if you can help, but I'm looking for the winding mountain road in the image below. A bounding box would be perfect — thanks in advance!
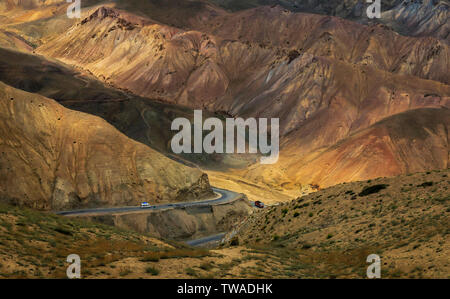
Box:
[185,233,227,247]
[55,187,242,216]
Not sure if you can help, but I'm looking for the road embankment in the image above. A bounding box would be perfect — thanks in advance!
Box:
[74,195,252,241]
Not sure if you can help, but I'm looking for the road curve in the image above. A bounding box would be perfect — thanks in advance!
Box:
[185,233,227,247]
[55,187,241,216]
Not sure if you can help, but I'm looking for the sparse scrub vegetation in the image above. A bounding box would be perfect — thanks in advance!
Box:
[231,169,450,278]
[359,184,388,196]
[0,203,212,279]
[145,266,160,276]
[0,169,448,279]
[185,267,197,277]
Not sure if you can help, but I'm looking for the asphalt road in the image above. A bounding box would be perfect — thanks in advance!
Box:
[185,233,227,247]
[55,187,241,216]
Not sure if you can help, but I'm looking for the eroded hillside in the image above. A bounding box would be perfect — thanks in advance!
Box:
[242,108,450,190]
[0,81,212,210]
[27,4,450,196]
[211,0,449,40]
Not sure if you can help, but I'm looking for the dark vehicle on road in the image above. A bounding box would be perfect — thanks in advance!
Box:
[255,201,265,208]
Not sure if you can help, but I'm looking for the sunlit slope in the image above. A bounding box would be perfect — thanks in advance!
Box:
[0,81,212,211]
[242,108,450,189]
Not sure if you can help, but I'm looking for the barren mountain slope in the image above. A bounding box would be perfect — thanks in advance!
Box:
[38,6,449,86]
[289,108,450,187]
[1,1,447,50]
[229,168,450,278]
[240,108,450,190]
[3,3,449,199]
[0,0,108,51]
[0,47,256,169]
[36,7,449,130]
[211,0,402,13]
[0,0,64,10]
[0,0,68,25]
[191,5,449,84]
[34,6,450,193]
[381,0,449,40]
[112,0,227,29]
[0,81,212,211]
[34,8,450,143]
[0,29,34,51]
[106,0,448,41]
[210,0,449,40]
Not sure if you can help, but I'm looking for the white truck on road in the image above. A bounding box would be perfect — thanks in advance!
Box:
[140,202,151,208]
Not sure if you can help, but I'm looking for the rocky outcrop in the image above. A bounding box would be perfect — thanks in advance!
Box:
[0,81,213,211]
[381,0,449,40]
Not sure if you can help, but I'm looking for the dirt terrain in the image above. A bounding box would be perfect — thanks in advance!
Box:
[0,201,291,279]
[1,169,447,279]
[229,169,450,278]
[206,170,297,204]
